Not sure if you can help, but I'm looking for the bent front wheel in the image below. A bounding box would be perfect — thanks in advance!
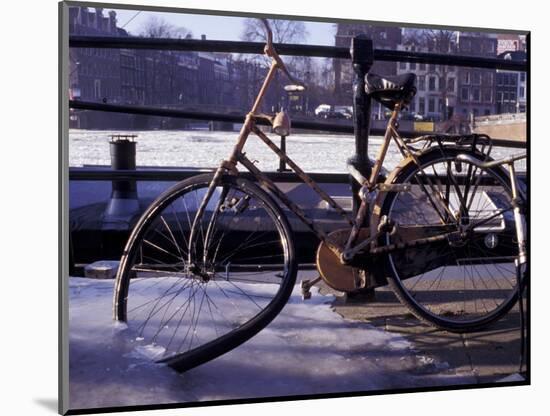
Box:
[114,173,297,371]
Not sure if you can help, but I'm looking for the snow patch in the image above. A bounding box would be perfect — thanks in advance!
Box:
[497,373,525,382]
[68,276,468,410]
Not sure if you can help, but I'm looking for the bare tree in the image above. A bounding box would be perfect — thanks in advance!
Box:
[138,17,193,108]
[241,18,308,44]
[429,30,455,121]
[140,16,192,39]
[423,29,455,53]
[239,18,312,113]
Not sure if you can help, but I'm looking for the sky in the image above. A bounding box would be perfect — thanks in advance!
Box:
[110,8,337,45]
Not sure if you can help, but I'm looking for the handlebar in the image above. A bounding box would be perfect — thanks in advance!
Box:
[259,19,306,90]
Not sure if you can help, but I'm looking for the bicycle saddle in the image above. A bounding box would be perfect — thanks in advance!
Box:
[365,73,417,110]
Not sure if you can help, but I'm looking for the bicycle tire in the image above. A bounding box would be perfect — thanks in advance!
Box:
[375,147,525,332]
[114,173,297,372]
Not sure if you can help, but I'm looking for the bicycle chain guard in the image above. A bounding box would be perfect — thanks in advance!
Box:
[316,228,371,292]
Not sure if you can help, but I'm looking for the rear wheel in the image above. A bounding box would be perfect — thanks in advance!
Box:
[378,148,524,332]
[114,173,297,371]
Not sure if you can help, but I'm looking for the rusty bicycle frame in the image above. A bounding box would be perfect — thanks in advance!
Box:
[187,19,500,274]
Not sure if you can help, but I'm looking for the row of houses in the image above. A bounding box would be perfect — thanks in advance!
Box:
[69,7,279,129]
[68,7,527,129]
[334,24,526,123]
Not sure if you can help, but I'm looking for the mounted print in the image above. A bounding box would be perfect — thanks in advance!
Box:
[59,1,529,414]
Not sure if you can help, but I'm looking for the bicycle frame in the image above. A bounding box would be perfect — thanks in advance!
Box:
[188,56,415,264]
[187,21,506,267]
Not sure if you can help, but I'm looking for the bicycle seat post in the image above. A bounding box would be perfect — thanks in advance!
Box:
[348,35,374,218]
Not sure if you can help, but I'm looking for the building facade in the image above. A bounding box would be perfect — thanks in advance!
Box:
[455,32,498,117]
[68,6,262,129]
[396,43,458,121]
[496,35,527,114]
[333,23,402,105]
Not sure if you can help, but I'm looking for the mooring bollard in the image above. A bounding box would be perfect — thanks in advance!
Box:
[103,134,140,230]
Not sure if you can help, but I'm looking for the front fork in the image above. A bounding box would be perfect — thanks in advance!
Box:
[187,161,236,267]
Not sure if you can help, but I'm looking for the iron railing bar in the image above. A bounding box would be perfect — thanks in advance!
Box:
[69,168,353,183]
[69,100,526,148]
[68,167,527,184]
[69,36,527,72]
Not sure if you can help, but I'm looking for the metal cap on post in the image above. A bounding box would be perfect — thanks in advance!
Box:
[103,134,140,230]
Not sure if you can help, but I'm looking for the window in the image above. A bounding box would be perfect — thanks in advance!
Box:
[93,79,101,99]
[461,70,470,84]
[429,76,436,91]
[520,72,526,82]
[448,77,455,92]
[472,72,481,85]
[410,62,416,70]
[428,97,435,113]
[497,91,504,102]
[429,63,436,71]
[439,77,446,91]
[419,62,426,71]
[483,72,493,85]
[483,88,493,103]
[419,97,425,114]
[418,75,425,91]
[520,86,525,98]
[472,88,481,102]
[461,86,469,101]
[399,61,407,70]
[409,98,416,112]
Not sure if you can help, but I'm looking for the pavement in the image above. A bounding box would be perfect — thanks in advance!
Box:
[316,278,527,383]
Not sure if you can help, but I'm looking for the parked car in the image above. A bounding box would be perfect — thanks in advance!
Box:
[314,104,332,117]
[333,106,353,119]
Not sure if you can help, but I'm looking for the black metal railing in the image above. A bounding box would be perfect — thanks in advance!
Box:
[69,36,527,71]
[68,100,525,149]
[68,34,528,184]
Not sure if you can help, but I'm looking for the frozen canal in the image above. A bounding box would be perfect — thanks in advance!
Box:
[69,129,527,172]
[69,275,474,411]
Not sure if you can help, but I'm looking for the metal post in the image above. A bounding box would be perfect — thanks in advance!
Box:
[348,35,374,217]
[277,135,290,172]
[347,35,379,297]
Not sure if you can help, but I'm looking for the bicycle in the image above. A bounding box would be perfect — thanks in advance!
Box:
[113,19,528,372]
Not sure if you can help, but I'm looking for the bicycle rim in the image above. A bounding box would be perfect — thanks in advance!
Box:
[114,174,297,371]
[380,148,523,331]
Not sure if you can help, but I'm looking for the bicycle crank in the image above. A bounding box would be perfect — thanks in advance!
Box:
[316,228,372,293]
